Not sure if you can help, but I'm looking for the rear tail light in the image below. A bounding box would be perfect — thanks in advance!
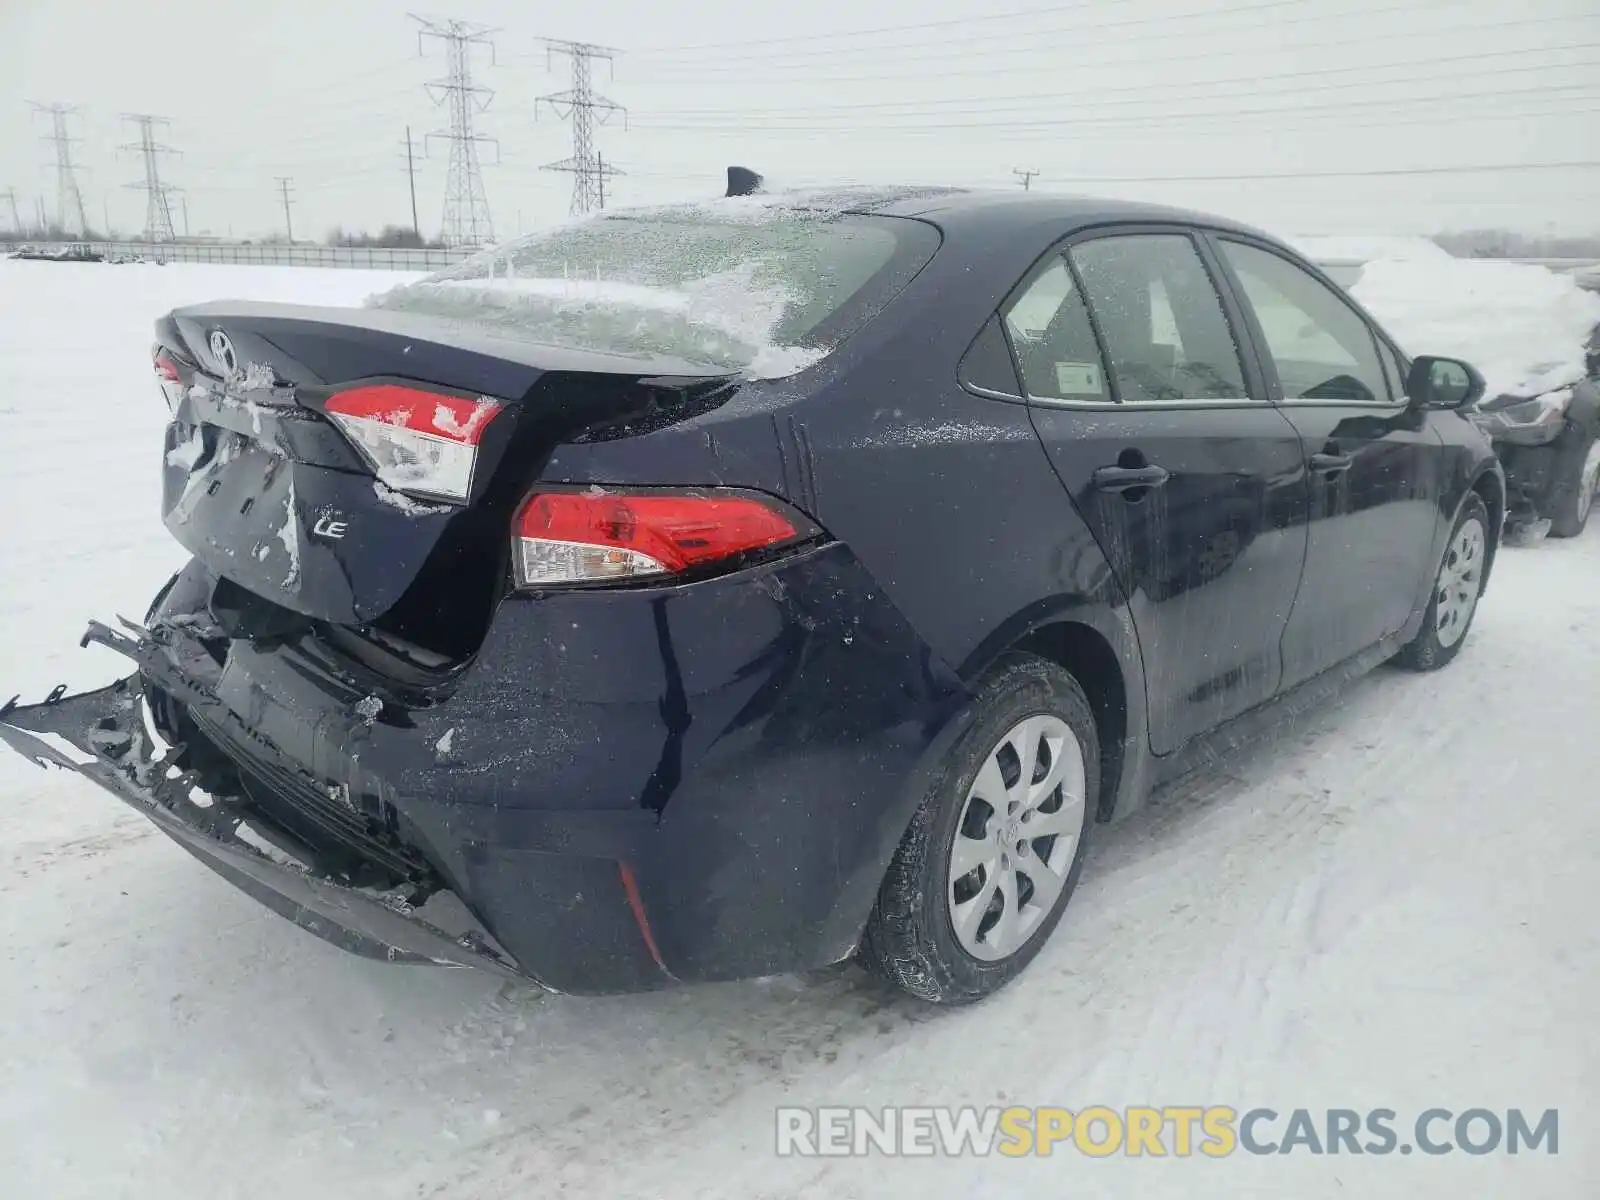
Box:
[512,489,814,587]
[152,345,186,413]
[324,383,504,504]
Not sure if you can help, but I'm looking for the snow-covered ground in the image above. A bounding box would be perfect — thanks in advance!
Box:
[2,259,1598,1199]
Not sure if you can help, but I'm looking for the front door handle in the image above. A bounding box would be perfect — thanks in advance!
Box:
[1309,451,1353,476]
[1092,464,1171,493]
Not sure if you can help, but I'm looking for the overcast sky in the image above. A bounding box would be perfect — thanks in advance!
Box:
[2,0,1596,242]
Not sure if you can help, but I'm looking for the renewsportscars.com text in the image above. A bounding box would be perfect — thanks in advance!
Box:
[775,1106,1559,1158]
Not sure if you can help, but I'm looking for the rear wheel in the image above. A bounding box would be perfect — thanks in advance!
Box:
[1393,494,1489,672]
[1548,435,1600,538]
[859,655,1097,1004]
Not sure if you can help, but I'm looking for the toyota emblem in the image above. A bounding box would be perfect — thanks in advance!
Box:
[208,330,238,375]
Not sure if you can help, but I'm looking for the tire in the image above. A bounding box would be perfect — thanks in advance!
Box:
[1393,493,1490,672]
[1548,435,1600,538]
[859,654,1098,1004]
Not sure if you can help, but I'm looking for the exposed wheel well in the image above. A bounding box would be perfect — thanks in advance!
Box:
[1011,622,1127,822]
[1469,470,1505,589]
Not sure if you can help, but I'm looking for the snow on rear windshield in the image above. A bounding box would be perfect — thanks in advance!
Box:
[368,206,929,379]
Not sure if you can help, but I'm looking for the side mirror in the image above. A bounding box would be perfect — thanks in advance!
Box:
[1405,355,1486,410]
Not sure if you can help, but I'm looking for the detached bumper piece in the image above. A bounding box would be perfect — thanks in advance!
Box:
[0,621,525,983]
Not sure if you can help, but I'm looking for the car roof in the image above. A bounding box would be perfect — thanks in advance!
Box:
[668,182,1279,247]
[590,184,1280,250]
[862,185,1270,239]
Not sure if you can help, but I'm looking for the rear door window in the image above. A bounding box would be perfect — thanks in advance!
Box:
[1218,240,1391,403]
[999,256,1110,402]
[1068,234,1251,403]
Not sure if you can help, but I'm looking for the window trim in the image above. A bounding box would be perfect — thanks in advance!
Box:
[957,312,1027,404]
[1205,233,1408,410]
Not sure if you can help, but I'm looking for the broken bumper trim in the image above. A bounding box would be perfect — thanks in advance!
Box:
[0,637,528,984]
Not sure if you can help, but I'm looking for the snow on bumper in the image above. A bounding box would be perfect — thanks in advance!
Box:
[0,625,526,984]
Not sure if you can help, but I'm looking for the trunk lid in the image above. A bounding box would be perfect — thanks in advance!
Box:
[155,300,735,648]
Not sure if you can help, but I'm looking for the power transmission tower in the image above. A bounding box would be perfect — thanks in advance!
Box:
[414,16,498,247]
[121,114,180,242]
[537,39,626,216]
[275,177,296,242]
[1013,167,1041,191]
[31,103,91,236]
[3,187,23,236]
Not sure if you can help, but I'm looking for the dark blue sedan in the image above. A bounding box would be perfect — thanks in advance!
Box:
[1,184,1504,1003]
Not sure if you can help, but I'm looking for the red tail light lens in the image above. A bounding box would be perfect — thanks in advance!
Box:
[324,383,504,504]
[153,345,186,412]
[512,490,809,587]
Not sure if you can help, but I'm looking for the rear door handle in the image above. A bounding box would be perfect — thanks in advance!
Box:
[1091,464,1170,493]
[1309,451,1353,476]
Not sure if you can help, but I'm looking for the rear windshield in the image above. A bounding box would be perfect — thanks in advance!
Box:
[368,207,939,378]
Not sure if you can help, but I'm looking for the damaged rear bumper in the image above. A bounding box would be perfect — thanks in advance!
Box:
[0,626,526,984]
[3,542,971,994]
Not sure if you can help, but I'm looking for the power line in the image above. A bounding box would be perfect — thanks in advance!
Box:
[621,11,1599,95]
[121,113,181,243]
[1012,159,1600,186]
[31,102,90,236]
[1013,168,1041,190]
[537,38,627,216]
[633,79,1600,135]
[166,85,1600,195]
[275,176,296,242]
[642,41,1600,118]
[415,15,498,247]
[631,0,1152,52]
[624,0,1483,65]
[607,157,1600,193]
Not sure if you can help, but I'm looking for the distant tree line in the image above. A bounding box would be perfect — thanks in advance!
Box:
[0,225,111,243]
[323,225,446,249]
[3,224,447,248]
[1433,230,1600,259]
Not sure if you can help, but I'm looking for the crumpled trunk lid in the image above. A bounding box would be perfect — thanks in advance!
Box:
[155,300,736,640]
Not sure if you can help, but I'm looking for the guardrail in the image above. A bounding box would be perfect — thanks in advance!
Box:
[7,240,478,271]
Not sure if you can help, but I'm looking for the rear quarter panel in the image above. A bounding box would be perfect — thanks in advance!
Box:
[539,214,1146,695]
